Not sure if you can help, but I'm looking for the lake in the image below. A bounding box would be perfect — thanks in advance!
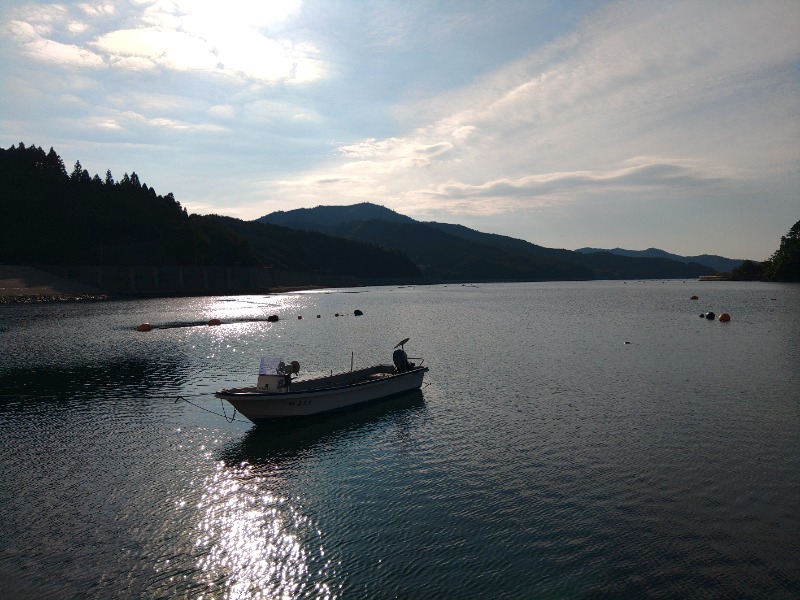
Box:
[1,281,798,599]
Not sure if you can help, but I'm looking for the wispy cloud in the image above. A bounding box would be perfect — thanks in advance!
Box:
[285,0,798,223]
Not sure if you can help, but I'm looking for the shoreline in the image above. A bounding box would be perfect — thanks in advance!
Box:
[0,293,111,305]
[0,265,327,304]
[0,287,324,305]
[0,265,106,304]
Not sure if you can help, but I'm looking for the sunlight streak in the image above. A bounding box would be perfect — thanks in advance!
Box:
[193,460,335,599]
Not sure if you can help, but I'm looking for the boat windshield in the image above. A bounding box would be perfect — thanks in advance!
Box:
[259,356,282,375]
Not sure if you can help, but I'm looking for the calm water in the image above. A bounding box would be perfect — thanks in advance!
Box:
[1,281,798,599]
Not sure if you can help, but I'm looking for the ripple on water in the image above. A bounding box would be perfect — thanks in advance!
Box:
[1,283,799,598]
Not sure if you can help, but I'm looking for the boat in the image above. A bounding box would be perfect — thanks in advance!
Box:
[215,339,428,421]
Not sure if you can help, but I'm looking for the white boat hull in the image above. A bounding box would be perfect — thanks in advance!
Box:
[216,365,428,421]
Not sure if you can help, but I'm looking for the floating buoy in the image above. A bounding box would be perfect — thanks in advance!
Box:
[705,311,715,320]
[137,323,152,332]
[316,315,321,318]
[690,295,698,300]
[208,318,221,326]
[298,315,302,320]
[354,309,363,316]
[267,315,279,322]
[719,312,731,322]
[335,313,340,317]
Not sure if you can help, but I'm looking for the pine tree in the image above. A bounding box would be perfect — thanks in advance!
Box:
[70,160,83,182]
[47,147,67,179]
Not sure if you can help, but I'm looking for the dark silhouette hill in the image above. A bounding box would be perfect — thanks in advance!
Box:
[0,144,420,281]
[4,143,742,287]
[575,247,745,272]
[259,203,716,280]
[266,203,414,228]
[205,215,420,279]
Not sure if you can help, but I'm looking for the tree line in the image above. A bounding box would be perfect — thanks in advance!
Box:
[727,220,800,282]
[0,143,420,279]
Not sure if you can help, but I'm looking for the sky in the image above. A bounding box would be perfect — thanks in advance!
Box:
[1,0,798,260]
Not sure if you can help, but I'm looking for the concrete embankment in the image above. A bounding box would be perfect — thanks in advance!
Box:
[0,264,398,302]
[0,265,106,302]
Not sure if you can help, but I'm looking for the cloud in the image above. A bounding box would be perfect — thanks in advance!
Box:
[5,0,325,84]
[422,158,726,206]
[337,136,456,174]
[208,104,235,121]
[22,36,105,68]
[300,0,799,221]
[66,21,88,35]
[77,4,115,18]
[94,28,219,71]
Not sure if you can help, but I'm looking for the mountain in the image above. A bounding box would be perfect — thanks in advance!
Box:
[205,215,420,279]
[266,202,414,229]
[261,203,594,281]
[258,204,715,280]
[0,144,420,281]
[575,247,745,272]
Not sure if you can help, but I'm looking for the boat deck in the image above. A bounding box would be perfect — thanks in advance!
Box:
[289,364,396,392]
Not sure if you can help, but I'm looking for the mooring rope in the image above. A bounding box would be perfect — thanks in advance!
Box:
[173,394,250,424]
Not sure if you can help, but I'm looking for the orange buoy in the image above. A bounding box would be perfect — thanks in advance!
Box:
[137,323,152,332]
[208,318,221,326]
[719,312,731,322]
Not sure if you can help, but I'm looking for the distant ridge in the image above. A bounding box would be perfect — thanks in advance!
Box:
[575,247,746,272]
[258,204,716,281]
[265,202,413,229]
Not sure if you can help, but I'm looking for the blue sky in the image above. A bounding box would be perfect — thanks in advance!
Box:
[1,0,798,260]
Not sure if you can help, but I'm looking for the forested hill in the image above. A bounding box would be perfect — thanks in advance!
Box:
[575,247,745,272]
[0,143,420,280]
[259,203,716,281]
[1,143,738,284]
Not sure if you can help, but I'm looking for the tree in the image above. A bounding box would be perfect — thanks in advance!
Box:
[728,259,764,280]
[70,160,83,182]
[47,147,67,179]
[764,220,800,282]
[105,169,114,185]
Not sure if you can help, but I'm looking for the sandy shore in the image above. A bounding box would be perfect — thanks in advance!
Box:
[0,266,107,303]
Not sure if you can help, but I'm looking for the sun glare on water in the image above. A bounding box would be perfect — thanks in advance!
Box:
[193,460,334,599]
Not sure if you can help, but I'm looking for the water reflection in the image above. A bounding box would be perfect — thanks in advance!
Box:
[193,460,335,599]
[219,390,426,471]
[189,392,426,598]
[0,355,189,407]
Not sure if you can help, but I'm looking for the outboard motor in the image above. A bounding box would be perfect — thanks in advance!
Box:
[393,348,413,373]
